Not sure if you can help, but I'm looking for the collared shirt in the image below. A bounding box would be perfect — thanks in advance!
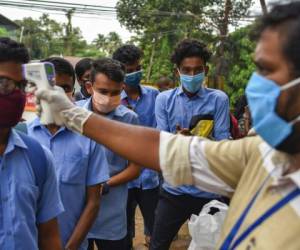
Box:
[0,130,63,250]
[160,132,300,249]
[155,86,230,198]
[121,85,160,190]
[80,98,140,240]
[27,119,109,250]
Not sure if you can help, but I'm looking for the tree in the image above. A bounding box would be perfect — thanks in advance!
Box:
[14,14,102,59]
[116,0,254,84]
[92,32,123,56]
[15,14,64,59]
[223,25,256,106]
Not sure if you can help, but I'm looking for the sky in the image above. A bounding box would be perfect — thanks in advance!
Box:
[0,0,282,43]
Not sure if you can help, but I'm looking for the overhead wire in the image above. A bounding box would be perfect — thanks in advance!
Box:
[0,0,259,19]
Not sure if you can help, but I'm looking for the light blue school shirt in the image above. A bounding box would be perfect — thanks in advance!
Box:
[121,85,160,190]
[155,86,230,198]
[0,130,63,250]
[80,98,140,240]
[28,118,109,249]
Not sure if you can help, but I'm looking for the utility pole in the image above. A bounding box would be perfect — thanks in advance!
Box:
[19,26,24,43]
[260,0,268,15]
[64,8,74,55]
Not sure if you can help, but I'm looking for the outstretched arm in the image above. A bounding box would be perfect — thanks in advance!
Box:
[84,113,161,170]
[36,87,161,170]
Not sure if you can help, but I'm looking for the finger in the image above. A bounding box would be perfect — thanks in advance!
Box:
[53,85,65,93]
[36,105,42,117]
[35,89,54,102]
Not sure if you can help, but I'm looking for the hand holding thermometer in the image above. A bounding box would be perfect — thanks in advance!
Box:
[22,62,56,124]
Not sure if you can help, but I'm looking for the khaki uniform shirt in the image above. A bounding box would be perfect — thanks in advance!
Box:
[159,132,300,250]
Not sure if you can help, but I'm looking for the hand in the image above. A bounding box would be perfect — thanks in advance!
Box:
[35,86,92,134]
[65,242,78,250]
[175,124,192,136]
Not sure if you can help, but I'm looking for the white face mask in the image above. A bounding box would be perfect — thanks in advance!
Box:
[92,91,120,114]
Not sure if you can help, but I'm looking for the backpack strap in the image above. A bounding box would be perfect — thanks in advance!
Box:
[17,131,47,192]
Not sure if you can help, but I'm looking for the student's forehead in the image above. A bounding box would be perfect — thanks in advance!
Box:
[0,62,23,81]
[55,73,74,85]
[180,57,205,67]
[94,73,120,88]
[255,29,284,65]
[125,61,140,68]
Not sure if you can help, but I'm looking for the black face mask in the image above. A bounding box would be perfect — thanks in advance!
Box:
[276,125,300,154]
[80,84,91,99]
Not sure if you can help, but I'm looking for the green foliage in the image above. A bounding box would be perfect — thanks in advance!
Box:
[116,0,254,84]
[14,14,104,59]
[0,27,8,37]
[93,31,123,56]
[15,14,65,59]
[223,25,256,106]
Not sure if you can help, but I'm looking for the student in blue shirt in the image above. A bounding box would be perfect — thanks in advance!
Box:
[74,58,93,101]
[78,58,140,250]
[0,38,64,250]
[113,45,160,249]
[153,39,230,249]
[28,57,109,250]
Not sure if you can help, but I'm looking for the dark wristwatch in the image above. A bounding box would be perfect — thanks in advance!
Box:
[102,182,110,195]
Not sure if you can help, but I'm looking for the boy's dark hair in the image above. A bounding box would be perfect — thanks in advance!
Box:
[255,2,300,77]
[75,58,93,79]
[171,39,211,67]
[112,45,142,65]
[0,37,29,63]
[91,58,125,83]
[41,57,75,85]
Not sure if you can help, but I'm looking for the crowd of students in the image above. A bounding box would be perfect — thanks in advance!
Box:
[0,2,300,250]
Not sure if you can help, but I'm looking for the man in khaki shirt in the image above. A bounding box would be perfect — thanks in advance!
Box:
[36,2,300,249]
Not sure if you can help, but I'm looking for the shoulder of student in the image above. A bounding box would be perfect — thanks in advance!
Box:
[142,85,160,95]
[75,99,88,107]
[204,88,229,101]
[117,104,139,123]
[156,88,178,102]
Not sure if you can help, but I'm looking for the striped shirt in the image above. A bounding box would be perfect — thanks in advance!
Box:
[160,132,300,250]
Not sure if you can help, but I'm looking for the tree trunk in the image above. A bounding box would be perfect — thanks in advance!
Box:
[215,0,231,88]
[146,38,156,83]
[260,0,268,15]
[64,9,74,56]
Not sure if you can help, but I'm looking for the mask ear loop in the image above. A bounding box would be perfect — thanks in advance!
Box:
[280,77,300,125]
[281,77,300,91]
[290,114,300,125]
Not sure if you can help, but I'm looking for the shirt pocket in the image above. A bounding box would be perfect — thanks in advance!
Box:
[60,155,88,185]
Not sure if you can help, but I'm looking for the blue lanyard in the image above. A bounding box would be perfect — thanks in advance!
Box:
[221,186,300,250]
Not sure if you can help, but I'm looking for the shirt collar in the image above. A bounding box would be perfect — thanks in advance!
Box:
[28,117,67,134]
[176,85,204,98]
[29,117,43,129]
[4,130,27,155]
[260,141,300,188]
[83,97,93,110]
[121,85,146,100]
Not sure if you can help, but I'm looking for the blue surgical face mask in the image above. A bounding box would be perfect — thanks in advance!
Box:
[125,70,142,87]
[178,69,205,93]
[245,72,300,148]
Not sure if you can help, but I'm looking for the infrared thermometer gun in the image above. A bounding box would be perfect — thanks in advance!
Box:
[22,62,56,124]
